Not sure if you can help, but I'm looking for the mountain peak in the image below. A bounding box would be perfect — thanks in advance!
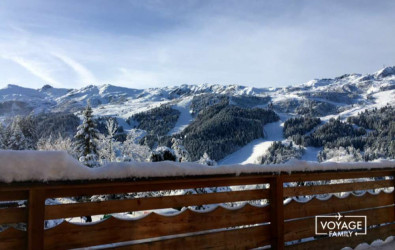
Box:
[40,84,54,91]
[375,66,395,78]
[5,84,24,89]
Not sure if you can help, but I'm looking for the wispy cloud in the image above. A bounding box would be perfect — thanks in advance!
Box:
[116,67,160,89]
[51,52,97,84]
[0,0,394,89]
[5,56,61,86]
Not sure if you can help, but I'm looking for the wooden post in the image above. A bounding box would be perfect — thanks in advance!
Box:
[27,188,46,250]
[269,175,284,250]
[393,175,395,226]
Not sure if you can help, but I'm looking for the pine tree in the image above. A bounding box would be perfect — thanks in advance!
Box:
[6,122,28,150]
[74,104,100,167]
[171,138,191,162]
[149,146,177,162]
[198,152,217,166]
[18,115,38,149]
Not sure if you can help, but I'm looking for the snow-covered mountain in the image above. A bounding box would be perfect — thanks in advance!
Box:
[2,66,394,118]
[1,66,394,164]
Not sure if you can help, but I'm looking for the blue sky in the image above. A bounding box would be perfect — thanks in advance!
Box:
[0,0,394,89]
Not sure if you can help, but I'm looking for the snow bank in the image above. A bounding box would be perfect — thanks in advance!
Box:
[0,150,394,183]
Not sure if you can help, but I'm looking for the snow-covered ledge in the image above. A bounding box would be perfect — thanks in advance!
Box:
[0,150,394,183]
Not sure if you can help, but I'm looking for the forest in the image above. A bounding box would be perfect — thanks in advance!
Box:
[0,101,393,166]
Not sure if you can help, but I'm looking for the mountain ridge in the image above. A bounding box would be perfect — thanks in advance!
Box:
[0,66,394,116]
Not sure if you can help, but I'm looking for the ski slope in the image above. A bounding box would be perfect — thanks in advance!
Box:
[168,96,194,135]
[301,147,322,162]
[321,89,394,122]
[219,121,284,165]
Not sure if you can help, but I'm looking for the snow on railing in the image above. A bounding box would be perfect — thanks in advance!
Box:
[0,150,394,183]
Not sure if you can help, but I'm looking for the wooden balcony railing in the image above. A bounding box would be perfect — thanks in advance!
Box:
[0,168,394,249]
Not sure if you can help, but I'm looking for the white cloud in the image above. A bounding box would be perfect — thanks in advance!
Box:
[5,56,61,86]
[51,52,97,84]
[0,1,395,89]
[116,68,160,89]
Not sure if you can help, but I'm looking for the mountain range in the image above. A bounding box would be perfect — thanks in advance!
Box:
[0,66,394,164]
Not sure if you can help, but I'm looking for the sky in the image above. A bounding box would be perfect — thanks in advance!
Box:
[0,0,394,89]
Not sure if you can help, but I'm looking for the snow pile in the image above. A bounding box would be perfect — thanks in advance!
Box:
[0,151,90,182]
[0,150,394,183]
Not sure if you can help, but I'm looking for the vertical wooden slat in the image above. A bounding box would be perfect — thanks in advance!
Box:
[27,188,45,250]
[270,175,285,250]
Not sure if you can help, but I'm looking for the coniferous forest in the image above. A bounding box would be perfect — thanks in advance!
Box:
[0,98,393,166]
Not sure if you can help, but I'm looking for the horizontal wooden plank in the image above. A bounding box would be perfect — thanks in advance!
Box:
[284,192,394,220]
[44,204,270,249]
[44,175,270,198]
[284,205,395,242]
[283,180,393,197]
[0,175,271,193]
[286,223,395,250]
[0,227,26,250]
[116,225,272,250]
[45,189,269,220]
[0,207,27,224]
[0,191,28,201]
[283,169,395,182]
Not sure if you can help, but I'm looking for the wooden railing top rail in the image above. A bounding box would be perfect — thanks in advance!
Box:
[1,167,394,188]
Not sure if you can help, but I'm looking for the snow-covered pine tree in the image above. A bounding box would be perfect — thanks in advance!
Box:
[74,104,100,167]
[18,115,38,149]
[6,121,28,150]
[197,152,217,166]
[171,138,191,162]
[149,146,177,162]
